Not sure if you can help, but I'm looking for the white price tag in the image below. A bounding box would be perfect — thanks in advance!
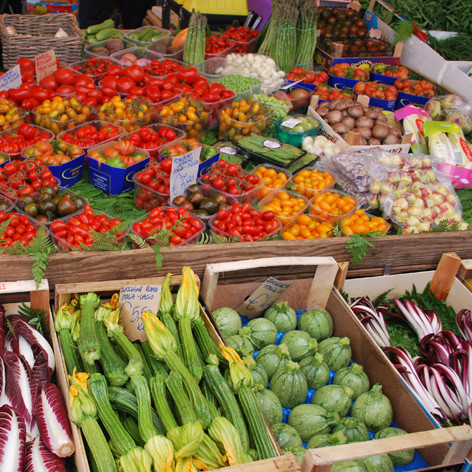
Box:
[281,118,302,129]
[170,146,202,201]
[0,65,22,92]
[263,140,282,149]
[220,146,237,155]
[119,285,161,341]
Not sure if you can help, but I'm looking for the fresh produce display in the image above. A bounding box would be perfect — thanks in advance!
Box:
[282,214,334,239]
[58,269,282,472]
[353,81,398,101]
[171,183,233,218]
[89,140,148,168]
[287,68,329,86]
[341,209,389,235]
[0,211,39,247]
[200,159,261,197]
[23,140,84,166]
[310,190,357,221]
[372,63,409,80]
[0,99,26,130]
[0,82,56,111]
[132,206,204,245]
[0,124,52,157]
[237,134,305,167]
[211,299,412,465]
[0,159,58,200]
[126,26,168,47]
[126,124,181,157]
[0,302,75,472]
[183,11,207,65]
[71,57,114,78]
[317,7,367,40]
[219,99,271,141]
[159,138,201,159]
[16,185,87,222]
[210,202,281,240]
[205,34,233,58]
[349,281,472,426]
[275,115,320,147]
[142,58,185,78]
[369,154,467,233]
[33,97,93,134]
[314,98,403,145]
[60,123,123,149]
[214,75,262,95]
[157,97,209,141]
[320,37,393,57]
[251,165,290,198]
[217,54,285,93]
[221,26,259,53]
[134,158,172,210]
[97,96,155,132]
[289,168,335,199]
[259,190,308,224]
[50,204,123,249]
[313,84,355,102]
[394,79,435,98]
[85,37,125,57]
[329,63,369,81]
[83,18,122,43]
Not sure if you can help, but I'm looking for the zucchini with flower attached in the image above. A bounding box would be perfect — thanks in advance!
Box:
[69,372,117,472]
[78,293,101,366]
[87,373,153,472]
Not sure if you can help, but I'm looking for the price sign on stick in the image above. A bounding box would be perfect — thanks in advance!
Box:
[35,50,57,83]
[170,147,202,202]
[119,285,161,341]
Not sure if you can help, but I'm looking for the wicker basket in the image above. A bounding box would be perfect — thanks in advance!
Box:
[0,13,83,69]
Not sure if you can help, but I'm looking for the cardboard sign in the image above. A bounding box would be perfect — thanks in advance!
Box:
[238,277,291,317]
[170,147,201,201]
[0,65,22,92]
[35,50,57,83]
[118,284,161,341]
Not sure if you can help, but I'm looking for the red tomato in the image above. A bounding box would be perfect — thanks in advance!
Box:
[53,68,76,86]
[40,76,58,91]
[124,65,145,84]
[101,75,118,89]
[116,76,135,94]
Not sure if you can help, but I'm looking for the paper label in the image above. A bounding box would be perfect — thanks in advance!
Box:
[119,285,161,341]
[238,277,291,317]
[0,65,22,92]
[220,146,237,155]
[170,147,202,202]
[35,50,57,83]
[263,140,282,149]
[281,118,302,129]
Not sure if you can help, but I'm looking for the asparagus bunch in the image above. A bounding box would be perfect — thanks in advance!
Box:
[270,2,299,73]
[183,10,207,65]
[296,0,319,67]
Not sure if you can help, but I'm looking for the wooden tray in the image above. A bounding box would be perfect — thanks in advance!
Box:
[53,276,290,472]
[200,256,472,471]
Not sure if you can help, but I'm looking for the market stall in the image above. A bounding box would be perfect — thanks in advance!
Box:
[0,1,471,470]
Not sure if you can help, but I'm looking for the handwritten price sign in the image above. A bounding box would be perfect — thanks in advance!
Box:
[118,285,161,341]
[170,147,202,202]
[0,65,22,92]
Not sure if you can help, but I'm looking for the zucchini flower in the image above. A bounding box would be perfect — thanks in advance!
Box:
[175,457,199,472]
[144,436,175,472]
[142,311,177,360]
[208,417,249,466]
[69,371,95,424]
[174,266,199,322]
[54,303,74,332]
[71,309,82,343]
[95,293,119,322]
[120,447,153,472]
[220,345,253,391]
[194,434,228,470]
[159,273,174,317]
[168,422,204,459]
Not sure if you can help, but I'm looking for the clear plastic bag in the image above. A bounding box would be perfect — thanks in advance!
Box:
[424,94,472,136]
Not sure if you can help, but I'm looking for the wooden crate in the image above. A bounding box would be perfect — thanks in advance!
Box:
[200,256,472,471]
[53,276,294,472]
[1,231,472,290]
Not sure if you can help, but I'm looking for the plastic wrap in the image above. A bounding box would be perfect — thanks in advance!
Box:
[424,94,472,136]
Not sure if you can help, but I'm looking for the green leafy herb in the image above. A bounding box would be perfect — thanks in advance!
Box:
[78,221,130,252]
[392,20,413,46]
[346,231,383,264]
[427,219,462,232]
[18,302,48,335]
[1,226,57,289]
[372,289,393,307]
